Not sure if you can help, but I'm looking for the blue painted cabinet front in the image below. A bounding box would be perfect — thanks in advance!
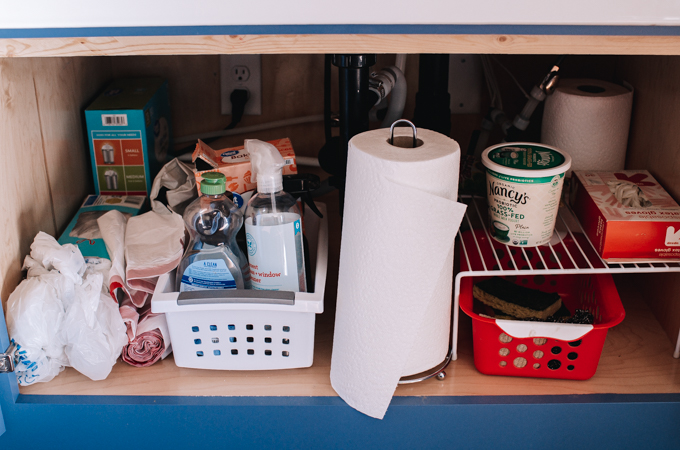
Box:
[2,286,680,448]
[0,301,12,437]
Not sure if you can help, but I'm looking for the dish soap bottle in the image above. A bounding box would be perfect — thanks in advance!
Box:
[245,139,306,292]
[176,172,250,292]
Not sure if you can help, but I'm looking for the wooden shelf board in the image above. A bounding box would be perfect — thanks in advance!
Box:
[4,34,680,58]
[19,272,680,399]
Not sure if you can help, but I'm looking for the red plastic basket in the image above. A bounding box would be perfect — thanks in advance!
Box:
[459,231,625,380]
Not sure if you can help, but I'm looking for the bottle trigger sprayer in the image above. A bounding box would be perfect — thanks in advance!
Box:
[245,139,307,292]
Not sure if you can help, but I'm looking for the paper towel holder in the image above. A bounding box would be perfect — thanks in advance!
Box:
[398,345,452,384]
[389,119,423,149]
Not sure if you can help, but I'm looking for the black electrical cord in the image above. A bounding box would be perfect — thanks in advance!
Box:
[223,88,249,131]
[174,88,250,155]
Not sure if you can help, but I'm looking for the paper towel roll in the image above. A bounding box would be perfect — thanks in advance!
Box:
[330,127,467,419]
[541,78,633,173]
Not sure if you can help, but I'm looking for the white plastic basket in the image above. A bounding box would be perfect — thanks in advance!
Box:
[151,203,328,370]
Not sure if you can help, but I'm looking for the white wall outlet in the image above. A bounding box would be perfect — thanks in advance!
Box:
[449,54,483,114]
[220,55,262,115]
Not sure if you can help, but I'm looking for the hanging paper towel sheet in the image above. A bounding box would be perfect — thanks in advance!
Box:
[541,78,633,173]
[330,127,467,419]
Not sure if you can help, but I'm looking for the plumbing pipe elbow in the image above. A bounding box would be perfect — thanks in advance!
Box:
[380,66,407,128]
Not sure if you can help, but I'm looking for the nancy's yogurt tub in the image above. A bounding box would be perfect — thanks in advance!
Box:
[482,143,572,247]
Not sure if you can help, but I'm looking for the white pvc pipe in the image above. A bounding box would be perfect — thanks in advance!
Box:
[395,54,407,74]
[174,114,325,144]
[179,149,321,167]
[380,66,407,128]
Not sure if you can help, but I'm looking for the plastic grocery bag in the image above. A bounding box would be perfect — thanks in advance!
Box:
[6,277,68,385]
[6,232,127,385]
[22,255,50,278]
[150,158,197,216]
[61,271,127,381]
[30,231,86,284]
[84,256,112,289]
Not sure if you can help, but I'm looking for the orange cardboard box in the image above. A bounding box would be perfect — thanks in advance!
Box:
[192,138,298,197]
[572,170,680,262]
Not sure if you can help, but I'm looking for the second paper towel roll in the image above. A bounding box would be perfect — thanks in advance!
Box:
[330,127,467,419]
[541,78,633,173]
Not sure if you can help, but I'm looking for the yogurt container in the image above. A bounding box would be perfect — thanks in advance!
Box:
[482,143,571,247]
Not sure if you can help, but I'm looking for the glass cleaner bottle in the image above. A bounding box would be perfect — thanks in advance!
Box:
[176,172,250,292]
[244,139,306,292]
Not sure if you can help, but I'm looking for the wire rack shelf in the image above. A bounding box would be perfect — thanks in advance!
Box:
[450,195,680,361]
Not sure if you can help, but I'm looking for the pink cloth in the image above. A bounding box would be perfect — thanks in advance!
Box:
[125,257,181,294]
[97,210,150,308]
[124,211,185,301]
[119,296,140,341]
[110,274,149,308]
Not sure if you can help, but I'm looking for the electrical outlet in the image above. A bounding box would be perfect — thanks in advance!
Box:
[231,66,250,82]
[220,55,262,115]
[449,54,483,114]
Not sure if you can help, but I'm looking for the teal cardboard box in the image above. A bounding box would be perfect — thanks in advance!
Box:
[58,195,146,259]
[85,78,171,196]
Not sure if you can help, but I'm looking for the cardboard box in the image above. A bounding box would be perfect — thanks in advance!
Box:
[573,170,680,261]
[58,195,146,259]
[192,138,297,208]
[85,78,172,196]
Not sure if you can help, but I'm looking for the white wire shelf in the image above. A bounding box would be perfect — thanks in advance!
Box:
[450,195,680,361]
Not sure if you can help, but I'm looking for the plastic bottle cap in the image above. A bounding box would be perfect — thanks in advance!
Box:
[201,172,227,195]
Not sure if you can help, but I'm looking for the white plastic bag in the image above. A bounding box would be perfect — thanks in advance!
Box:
[84,256,112,288]
[30,231,86,284]
[5,277,67,385]
[150,158,197,216]
[61,272,127,381]
[22,255,50,277]
[7,232,127,384]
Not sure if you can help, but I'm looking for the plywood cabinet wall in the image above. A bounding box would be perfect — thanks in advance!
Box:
[0,57,110,308]
[108,54,421,157]
[616,55,680,345]
[106,53,619,154]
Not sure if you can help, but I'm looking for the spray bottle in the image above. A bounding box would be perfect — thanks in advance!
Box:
[244,139,306,292]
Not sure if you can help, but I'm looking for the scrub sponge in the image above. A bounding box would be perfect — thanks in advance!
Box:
[473,277,562,320]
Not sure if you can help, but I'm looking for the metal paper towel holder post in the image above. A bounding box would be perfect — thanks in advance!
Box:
[388,119,451,384]
[389,119,423,149]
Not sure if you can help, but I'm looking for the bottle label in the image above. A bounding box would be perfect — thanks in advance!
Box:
[179,259,236,292]
[245,215,306,292]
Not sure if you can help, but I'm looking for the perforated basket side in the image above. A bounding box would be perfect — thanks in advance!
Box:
[167,309,316,370]
[469,318,608,380]
[460,273,624,380]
